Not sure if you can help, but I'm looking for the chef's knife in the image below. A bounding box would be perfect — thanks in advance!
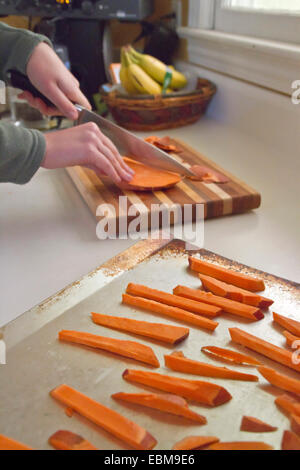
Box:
[8,70,194,176]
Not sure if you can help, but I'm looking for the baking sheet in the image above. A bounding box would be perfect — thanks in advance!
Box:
[0,237,299,450]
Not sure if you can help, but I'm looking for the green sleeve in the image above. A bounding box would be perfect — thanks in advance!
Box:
[0,22,52,184]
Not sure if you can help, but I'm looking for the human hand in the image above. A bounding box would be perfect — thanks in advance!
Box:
[43,123,134,184]
[19,42,91,119]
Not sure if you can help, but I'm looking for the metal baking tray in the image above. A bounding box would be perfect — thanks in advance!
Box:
[1,237,299,450]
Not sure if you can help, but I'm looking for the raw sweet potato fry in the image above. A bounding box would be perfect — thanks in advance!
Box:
[201,345,262,366]
[0,434,32,450]
[122,294,218,331]
[283,330,300,348]
[126,283,221,318]
[164,351,258,382]
[275,394,300,417]
[172,436,219,450]
[281,430,300,450]
[208,441,273,450]
[229,327,300,373]
[188,257,265,292]
[199,274,273,308]
[173,286,264,321]
[58,330,159,367]
[49,431,97,450]
[273,312,300,337]
[258,366,300,396]
[50,384,157,450]
[240,416,277,433]
[112,392,207,424]
[91,312,189,345]
[291,414,300,436]
[122,369,232,407]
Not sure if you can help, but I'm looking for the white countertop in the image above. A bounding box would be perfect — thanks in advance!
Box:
[1,76,299,328]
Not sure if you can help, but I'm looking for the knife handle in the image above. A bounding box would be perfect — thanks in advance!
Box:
[8,70,55,108]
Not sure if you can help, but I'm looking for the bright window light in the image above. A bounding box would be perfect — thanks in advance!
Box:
[222,0,300,14]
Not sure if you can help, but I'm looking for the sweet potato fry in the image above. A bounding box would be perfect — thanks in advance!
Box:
[281,430,300,450]
[273,312,300,337]
[173,286,264,321]
[188,257,265,292]
[199,274,273,308]
[122,369,232,407]
[291,414,300,436]
[201,345,262,366]
[283,330,300,348]
[208,441,273,450]
[58,330,159,367]
[258,366,300,396]
[122,294,218,331]
[164,351,258,381]
[48,430,97,450]
[229,327,300,373]
[50,384,157,450]
[91,312,189,345]
[275,394,300,417]
[0,434,32,450]
[172,436,219,450]
[240,416,277,432]
[112,392,206,424]
[126,283,221,318]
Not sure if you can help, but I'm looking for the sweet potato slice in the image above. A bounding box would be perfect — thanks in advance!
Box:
[188,257,265,292]
[281,430,300,450]
[126,283,221,318]
[58,330,159,367]
[208,441,273,450]
[283,330,300,348]
[112,392,206,424]
[50,384,157,450]
[173,286,263,321]
[117,157,181,191]
[91,312,189,345]
[172,436,219,450]
[49,431,97,450]
[145,136,181,153]
[164,351,258,381]
[229,327,300,373]
[273,312,300,337]
[240,416,277,432]
[122,369,232,407]
[122,294,218,331]
[189,165,229,184]
[258,366,300,395]
[0,434,32,450]
[199,274,273,308]
[201,345,262,366]
[275,394,300,417]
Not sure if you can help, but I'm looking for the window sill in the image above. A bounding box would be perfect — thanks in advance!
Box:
[177,27,300,95]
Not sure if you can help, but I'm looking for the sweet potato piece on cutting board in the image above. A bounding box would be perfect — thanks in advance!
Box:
[112,392,206,424]
[291,414,300,436]
[275,394,300,417]
[283,330,300,348]
[50,384,157,450]
[122,369,232,407]
[281,430,300,450]
[201,345,262,366]
[188,257,265,292]
[172,436,219,450]
[145,136,181,153]
[189,166,229,184]
[240,416,277,433]
[273,312,300,337]
[49,430,97,450]
[259,366,300,396]
[91,312,189,345]
[117,157,181,191]
[0,434,32,450]
[164,351,258,381]
[58,330,159,367]
[208,441,273,450]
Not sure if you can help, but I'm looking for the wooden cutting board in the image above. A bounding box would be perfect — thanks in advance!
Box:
[66,138,261,227]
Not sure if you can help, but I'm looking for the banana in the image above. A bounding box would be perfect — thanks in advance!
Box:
[120,48,138,94]
[126,52,162,95]
[129,46,187,90]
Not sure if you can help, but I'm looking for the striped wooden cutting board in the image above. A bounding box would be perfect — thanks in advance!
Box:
[66,137,261,227]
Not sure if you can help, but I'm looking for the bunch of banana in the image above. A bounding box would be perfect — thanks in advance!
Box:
[119,45,187,96]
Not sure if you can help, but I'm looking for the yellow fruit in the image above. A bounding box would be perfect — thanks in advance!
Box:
[126,54,162,95]
[120,48,138,94]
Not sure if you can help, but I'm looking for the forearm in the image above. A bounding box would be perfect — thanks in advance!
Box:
[0,123,46,184]
[0,22,52,82]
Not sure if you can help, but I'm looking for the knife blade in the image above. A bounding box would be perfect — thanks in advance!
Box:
[75,105,194,177]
